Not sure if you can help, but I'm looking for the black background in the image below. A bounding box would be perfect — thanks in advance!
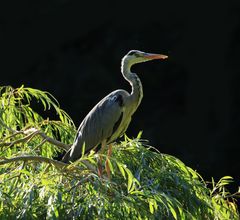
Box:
[1,1,240,202]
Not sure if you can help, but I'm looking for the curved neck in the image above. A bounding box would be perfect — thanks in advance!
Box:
[121,59,143,109]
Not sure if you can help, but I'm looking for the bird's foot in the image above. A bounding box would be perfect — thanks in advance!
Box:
[105,159,111,180]
[105,144,112,179]
[97,164,103,178]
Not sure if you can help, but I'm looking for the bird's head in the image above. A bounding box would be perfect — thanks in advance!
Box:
[122,50,168,68]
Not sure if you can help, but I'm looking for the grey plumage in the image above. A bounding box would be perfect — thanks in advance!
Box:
[62,50,167,163]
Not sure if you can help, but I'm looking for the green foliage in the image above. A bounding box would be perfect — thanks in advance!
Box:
[0,85,75,158]
[0,85,239,219]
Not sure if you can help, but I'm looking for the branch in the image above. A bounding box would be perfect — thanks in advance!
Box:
[0,128,71,151]
[0,155,66,168]
[24,128,71,151]
[37,130,71,151]
[0,155,98,175]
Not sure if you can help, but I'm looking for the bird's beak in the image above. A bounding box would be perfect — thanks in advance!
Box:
[143,53,168,60]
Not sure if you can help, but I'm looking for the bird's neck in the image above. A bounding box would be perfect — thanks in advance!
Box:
[121,59,143,109]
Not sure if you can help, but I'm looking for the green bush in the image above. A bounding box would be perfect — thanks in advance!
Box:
[0,85,239,219]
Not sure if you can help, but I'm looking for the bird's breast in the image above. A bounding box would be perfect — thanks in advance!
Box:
[107,109,132,144]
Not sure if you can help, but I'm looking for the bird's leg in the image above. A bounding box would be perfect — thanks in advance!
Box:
[105,144,112,179]
[97,141,106,178]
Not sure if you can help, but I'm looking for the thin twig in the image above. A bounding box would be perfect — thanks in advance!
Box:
[1,130,23,142]
[67,174,96,192]
[0,130,39,148]
[33,139,47,150]
[0,117,16,133]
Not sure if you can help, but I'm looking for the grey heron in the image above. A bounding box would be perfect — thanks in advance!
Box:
[62,50,168,176]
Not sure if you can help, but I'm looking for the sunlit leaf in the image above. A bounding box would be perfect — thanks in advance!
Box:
[117,162,126,179]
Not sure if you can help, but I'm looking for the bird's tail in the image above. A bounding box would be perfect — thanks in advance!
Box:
[61,142,98,163]
[61,149,71,163]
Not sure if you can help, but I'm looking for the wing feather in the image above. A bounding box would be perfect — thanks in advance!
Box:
[63,90,128,162]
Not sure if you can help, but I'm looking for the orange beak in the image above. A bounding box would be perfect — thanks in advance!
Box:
[144,53,168,60]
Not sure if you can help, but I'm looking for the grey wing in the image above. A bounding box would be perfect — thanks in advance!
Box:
[62,91,126,162]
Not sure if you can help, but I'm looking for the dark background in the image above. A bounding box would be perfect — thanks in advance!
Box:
[1,1,239,200]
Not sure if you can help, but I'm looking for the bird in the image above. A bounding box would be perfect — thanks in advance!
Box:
[62,50,168,176]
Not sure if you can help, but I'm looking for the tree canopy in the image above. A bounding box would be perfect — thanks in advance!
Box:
[0,85,239,219]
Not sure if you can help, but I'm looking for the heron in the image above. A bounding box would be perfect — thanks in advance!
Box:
[62,50,168,177]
